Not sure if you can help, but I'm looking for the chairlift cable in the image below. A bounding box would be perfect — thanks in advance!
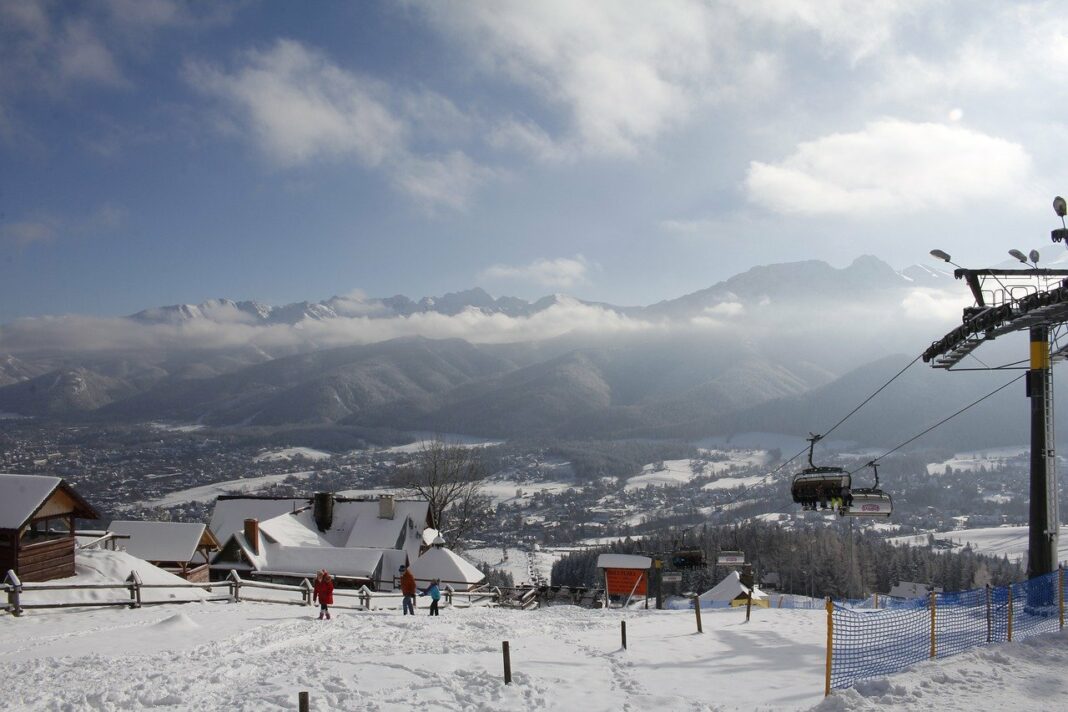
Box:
[818,353,923,441]
[847,372,1026,475]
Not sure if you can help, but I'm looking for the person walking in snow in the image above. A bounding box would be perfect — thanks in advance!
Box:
[399,565,417,615]
[419,578,441,616]
[313,569,335,620]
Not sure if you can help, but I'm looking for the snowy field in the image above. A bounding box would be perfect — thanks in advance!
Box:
[136,470,315,507]
[624,451,767,492]
[465,546,567,585]
[3,594,1066,711]
[888,525,1068,565]
[252,446,333,462]
[479,479,577,505]
[925,446,1035,475]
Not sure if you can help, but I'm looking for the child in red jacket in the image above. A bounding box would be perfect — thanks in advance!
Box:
[313,569,335,620]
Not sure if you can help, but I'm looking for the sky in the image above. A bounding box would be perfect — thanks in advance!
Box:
[3,0,1068,323]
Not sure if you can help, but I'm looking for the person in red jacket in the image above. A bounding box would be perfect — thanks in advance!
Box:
[313,569,335,620]
[399,565,417,615]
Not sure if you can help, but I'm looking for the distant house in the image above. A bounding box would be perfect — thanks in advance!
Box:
[887,581,943,599]
[108,520,221,582]
[209,493,436,589]
[410,538,485,591]
[697,570,770,608]
[0,473,99,582]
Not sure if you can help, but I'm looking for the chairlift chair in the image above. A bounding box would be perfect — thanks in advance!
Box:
[791,434,851,512]
[839,462,893,518]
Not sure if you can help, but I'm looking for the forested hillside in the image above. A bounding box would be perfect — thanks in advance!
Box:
[551,521,1022,599]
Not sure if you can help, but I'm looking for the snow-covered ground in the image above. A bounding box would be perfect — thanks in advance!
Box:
[465,546,568,585]
[252,446,333,462]
[136,470,315,507]
[624,450,767,491]
[888,525,1068,565]
[479,479,576,505]
[925,446,1030,475]
[3,587,1064,711]
[379,435,504,454]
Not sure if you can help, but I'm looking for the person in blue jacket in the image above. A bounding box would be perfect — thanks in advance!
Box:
[419,578,441,616]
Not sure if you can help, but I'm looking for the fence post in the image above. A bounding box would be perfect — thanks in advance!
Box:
[745,590,753,622]
[692,595,703,633]
[300,578,313,606]
[874,592,879,609]
[298,690,309,712]
[621,620,627,650]
[1060,565,1064,631]
[928,591,937,659]
[5,570,23,617]
[445,585,453,606]
[357,585,371,610]
[985,584,992,644]
[502,641,512,685]
[126,571,142,609]
[1007,584,1013,642]
[228,569,242,602]
[824,597,833,697]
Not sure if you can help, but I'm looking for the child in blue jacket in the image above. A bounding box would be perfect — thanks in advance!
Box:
[419,578,441,616]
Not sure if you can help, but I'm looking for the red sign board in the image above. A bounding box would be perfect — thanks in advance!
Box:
[604,568,647,596]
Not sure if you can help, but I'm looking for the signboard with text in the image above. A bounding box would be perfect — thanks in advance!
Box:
[604,568,647,596]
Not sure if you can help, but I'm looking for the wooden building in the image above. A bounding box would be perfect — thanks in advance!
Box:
[0,474,99,582]
[108,520,221,582]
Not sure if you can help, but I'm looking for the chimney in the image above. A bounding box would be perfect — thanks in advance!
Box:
[313,492,334,532]
[378,494,395,520]
[243,518,259,555]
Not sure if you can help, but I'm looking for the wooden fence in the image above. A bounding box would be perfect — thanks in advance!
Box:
[2,569,511,617]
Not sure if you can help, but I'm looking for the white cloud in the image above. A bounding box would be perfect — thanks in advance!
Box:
[415,0,721,157]
[186,39,492,211]
[0,204,125,248]
[725,0,926,61]
[480,256,590,289]
[186,40,403,167]
[0,218,59,247]
[746,120,1034,216]
[393,152,497,213]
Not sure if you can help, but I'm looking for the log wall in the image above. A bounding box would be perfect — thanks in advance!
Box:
[16,536,76,582]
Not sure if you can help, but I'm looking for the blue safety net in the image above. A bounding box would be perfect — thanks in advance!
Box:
[829,570,1065,690]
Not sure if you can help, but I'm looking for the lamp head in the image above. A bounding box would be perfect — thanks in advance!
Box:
[1055,196,1067,218]
[1008,249,1028,264]
[930,249,952,262]
[1029,249,1041,264]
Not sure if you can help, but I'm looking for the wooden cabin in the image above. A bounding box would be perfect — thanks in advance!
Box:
[0,474,99,582]
[108,521,221,582]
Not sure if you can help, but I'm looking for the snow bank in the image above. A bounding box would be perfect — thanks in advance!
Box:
[22,549,207,606]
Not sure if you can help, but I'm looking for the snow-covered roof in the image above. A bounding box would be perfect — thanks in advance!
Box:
[208,497,307,542]
[260,546,384,579]
[411,547,485,589]
[0,473,97,529]
[108,520,211,564]
[699,570,768,602]
[596,554,652,570]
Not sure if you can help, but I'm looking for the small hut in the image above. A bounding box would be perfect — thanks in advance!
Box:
[697,570,770,608]
[0,474,99,582]
[108,521,221,582]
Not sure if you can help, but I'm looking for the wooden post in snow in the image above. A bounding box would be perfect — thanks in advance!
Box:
[621,620,627,650]
[502,641,512,685]
[692,595,703,633]
[298,690,309,712]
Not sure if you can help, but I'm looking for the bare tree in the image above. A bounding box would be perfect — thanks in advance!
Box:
[390,438,492,550]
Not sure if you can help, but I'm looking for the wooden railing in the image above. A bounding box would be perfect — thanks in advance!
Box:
[2,569,507,617]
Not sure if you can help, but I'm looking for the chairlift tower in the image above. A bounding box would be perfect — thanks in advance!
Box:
[922,200,1068,582]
